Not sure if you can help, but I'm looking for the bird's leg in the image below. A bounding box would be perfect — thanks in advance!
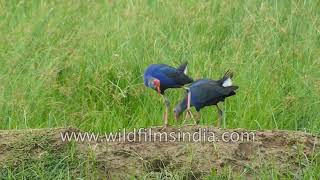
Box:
[194,112,201,125]
[162,95,170,128]
[185,110,194,120]
[185,90,194,119]
[216,105,223,128]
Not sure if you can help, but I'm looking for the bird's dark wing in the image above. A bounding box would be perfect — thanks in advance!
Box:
[191,80,238,103]
[160,66,193,85]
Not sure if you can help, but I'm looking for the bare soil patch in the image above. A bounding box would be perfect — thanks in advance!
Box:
[0,126,319,179]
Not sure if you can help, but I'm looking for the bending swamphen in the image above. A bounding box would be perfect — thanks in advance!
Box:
[144,62,193,128]
[173,70,238,127]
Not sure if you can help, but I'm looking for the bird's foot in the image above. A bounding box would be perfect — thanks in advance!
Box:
[161,124,169,131]
[215,122,221,129]
[185,109,194,119]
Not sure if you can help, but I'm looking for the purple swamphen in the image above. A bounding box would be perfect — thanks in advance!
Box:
[144,62,193,128]
[173,70,238,127]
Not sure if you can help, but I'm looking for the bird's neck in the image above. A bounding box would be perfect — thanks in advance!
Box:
[178,96,188,113]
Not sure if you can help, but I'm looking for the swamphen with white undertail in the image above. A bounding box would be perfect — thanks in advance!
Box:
[173,70,238,127]
[144,62,193,128]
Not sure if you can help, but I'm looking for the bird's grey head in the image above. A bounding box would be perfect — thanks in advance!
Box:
[146,77,161,94]
[173,97,188,120]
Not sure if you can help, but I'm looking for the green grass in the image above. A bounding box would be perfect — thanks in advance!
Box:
[0,0,319,132]
[0,133,100,179]
[0,0,320,178]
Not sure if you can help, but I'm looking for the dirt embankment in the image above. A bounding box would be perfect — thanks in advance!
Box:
[0,126,319,179]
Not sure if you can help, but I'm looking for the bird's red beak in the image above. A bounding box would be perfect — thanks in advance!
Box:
[153,79,161,95]
[174,112,179,121]
[174,114,179,121]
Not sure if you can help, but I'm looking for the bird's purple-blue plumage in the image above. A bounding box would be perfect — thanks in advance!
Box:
[174,71,238,115]
[144,63,193,94]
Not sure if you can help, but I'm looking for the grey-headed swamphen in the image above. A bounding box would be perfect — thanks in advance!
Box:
[144,62,193,128]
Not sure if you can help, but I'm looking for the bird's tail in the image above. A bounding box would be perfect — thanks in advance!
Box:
[177,62,188,75]
[220,70,234,87]
[223,69,234,79]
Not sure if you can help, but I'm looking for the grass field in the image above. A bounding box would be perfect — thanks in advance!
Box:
[0,0,320,178]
